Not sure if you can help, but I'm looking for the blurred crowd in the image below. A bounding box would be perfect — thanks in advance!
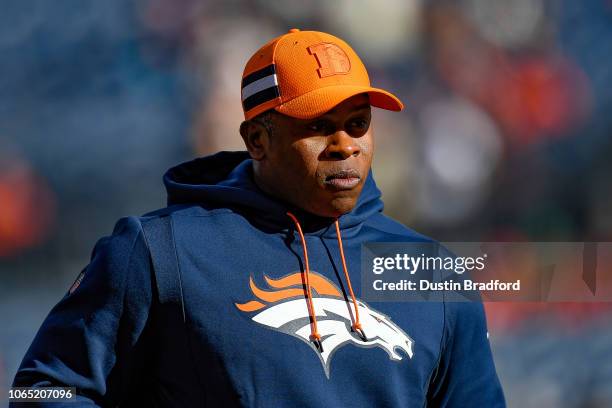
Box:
[1,0,611,406]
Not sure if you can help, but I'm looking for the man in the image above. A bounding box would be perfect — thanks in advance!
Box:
[12,29,505,407]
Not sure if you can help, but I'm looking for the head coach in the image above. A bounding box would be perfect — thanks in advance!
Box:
[12,29,505,407]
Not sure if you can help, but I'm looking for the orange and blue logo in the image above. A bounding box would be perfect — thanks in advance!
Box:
[235,272,414,378]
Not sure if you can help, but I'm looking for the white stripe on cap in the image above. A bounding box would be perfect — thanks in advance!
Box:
[241,74,278,101]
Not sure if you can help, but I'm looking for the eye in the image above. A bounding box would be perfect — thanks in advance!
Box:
[350,118,369,128]
[306,120,329,133]
[347,117,370,135]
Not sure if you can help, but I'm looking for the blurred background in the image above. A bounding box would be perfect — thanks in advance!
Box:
[1,0,611,406]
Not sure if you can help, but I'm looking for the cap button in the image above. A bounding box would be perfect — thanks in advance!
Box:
[288,28,300,33]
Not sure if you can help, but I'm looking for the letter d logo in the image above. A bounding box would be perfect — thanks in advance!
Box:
[308,43,351,78]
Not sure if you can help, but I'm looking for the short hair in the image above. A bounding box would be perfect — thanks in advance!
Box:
[251,109,276,138]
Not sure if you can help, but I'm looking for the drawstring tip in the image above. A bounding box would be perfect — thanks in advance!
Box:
[310,335,324,353]
[352,325,368,342]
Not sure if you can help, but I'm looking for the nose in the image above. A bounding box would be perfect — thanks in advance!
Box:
[325,131,360,160]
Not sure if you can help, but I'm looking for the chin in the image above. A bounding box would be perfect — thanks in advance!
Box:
[321,197,358,219]
[304,187,361,218]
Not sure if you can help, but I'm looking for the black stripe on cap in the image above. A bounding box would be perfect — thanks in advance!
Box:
[242,86,280,112]
[242,64,276,89]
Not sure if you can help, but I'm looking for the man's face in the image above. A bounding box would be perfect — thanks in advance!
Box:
[249,94,374,218]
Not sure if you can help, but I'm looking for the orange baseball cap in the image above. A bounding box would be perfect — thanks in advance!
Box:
[241,28,404,120]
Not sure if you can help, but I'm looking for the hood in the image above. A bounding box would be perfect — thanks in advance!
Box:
[163,151,384,234]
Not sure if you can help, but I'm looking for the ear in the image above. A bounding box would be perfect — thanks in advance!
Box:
[240,120,270,161]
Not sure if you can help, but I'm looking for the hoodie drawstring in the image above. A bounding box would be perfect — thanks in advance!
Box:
[334,221,368,341]
[286,212,366,353]
[286,212,323,352]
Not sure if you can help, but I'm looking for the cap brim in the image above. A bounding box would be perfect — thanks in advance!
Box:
[274,85,404,119]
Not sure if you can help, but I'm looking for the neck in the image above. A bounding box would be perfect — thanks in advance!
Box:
[251,163,336,232]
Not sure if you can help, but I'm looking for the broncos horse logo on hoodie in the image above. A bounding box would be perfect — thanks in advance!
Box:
[235,272,414,378]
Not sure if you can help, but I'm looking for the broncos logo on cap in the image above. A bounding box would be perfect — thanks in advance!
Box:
[235,272,414,378]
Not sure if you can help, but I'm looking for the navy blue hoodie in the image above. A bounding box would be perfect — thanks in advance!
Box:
[12,151,505,407]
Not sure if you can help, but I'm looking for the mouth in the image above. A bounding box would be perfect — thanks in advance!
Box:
[323,169,361,190]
